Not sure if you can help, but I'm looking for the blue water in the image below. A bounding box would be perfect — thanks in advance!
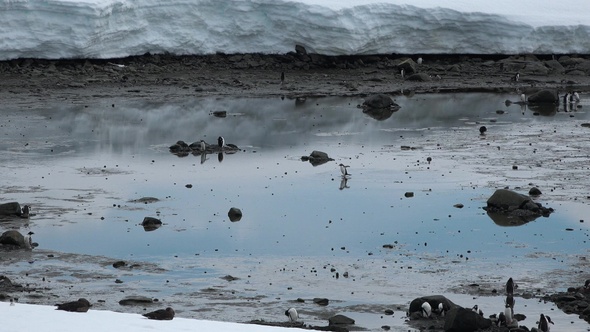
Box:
[2,93,590,331]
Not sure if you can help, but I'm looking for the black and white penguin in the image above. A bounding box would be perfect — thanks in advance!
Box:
[512,72,520,82]
[479,126,487,135]
[417,57,423,65]
[520,93,526,103]
[504,303,514,327]
[563,92,571,105]
[339,163,350,176]
[218,136,225,149]
[143,307,175,320]
[506,277,515,295]
[400,68,405,78]
[472,305,483,316]
[21,205,30,218]
[538,313,554,332]
[436,302,448,317]
[421,301,432,318]
[572,91,580,103]
[199,140,206,151]
[55,298,92,313]
[285,307,298,322]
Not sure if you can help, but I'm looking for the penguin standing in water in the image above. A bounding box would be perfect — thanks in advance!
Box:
[285,307,298,322]
[339,163,350,177]
[218,136,225,150]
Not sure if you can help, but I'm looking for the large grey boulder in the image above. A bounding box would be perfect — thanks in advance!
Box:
[444,307,492,332]
[527,90,558,104]
[141,217,162,231]
[397,58,417,74]
[0,230,30,249]
[484,189,553,225]
[408,295,457,319]
[0,202,21,216]
[301,150,334,166]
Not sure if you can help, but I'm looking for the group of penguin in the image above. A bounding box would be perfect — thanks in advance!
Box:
[416,278,554,331]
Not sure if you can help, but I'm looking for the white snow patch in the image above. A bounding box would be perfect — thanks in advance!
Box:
[4,302,288,332]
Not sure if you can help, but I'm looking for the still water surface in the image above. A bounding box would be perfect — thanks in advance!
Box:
[1,93,589,330]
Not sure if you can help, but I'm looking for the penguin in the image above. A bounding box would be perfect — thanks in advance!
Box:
[520,93,526,103]
[436,302,448,317]
[339,163,350,176]
[505,294,515,315]
[479,126,487,135]
[281,71,285,85]
[21,205,30,218]
[400,68,405,78]
[218,136,225,149]
[24,231,34,249]
[10,298,15,306]
[584,279,590,289]
[572,91,580,103]
[472,305,483,316]
[143,307,175,320]
[199,140,206,152]
[55,298,92,313]
[564,92,571,105]
[427,157,432,164]
[285,307,298,322]
[512,72,520,82]
[417,57,423,65]
[504,303,513,326]
[506,277,515,295]
[538,313,553,332]
[421,301,432,318]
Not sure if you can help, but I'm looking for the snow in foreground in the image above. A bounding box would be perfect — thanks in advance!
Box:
[1,0,590,60]
[4,302,287,332]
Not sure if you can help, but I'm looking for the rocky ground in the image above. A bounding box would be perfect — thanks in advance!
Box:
[2,51,590,106]
[2,51,590,331]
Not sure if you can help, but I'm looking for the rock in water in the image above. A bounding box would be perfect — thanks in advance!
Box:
[0,202,21,216]
[143,307,175,320]
[329,314,355,326]
[228,207,242,222]
[141,217,162,231]
[362,94,398,109]
[55,298,92,312]
[527,90,558,104]
[0,230,29,249]
[444,307,492,332]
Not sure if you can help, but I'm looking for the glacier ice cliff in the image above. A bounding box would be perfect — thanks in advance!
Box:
[1,0,590,60]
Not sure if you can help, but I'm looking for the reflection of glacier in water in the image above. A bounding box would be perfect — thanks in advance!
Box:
[1,93,590,330]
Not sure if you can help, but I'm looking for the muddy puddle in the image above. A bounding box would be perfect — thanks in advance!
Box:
[1,93,589,331]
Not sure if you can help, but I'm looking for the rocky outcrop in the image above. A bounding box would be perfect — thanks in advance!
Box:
[169,140,239,157]
[547,280,590,324]
[483,189,553,225]
[360,94,401,120]
[301,150,334,166]
[527,89,558,104]
[444,307,492,332]
[406,73,432,82]
[408,295,457,319]
[397,58,417,75]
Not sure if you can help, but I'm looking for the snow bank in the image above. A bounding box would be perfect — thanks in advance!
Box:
[4,302,287,332]
[0,0,589,60]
